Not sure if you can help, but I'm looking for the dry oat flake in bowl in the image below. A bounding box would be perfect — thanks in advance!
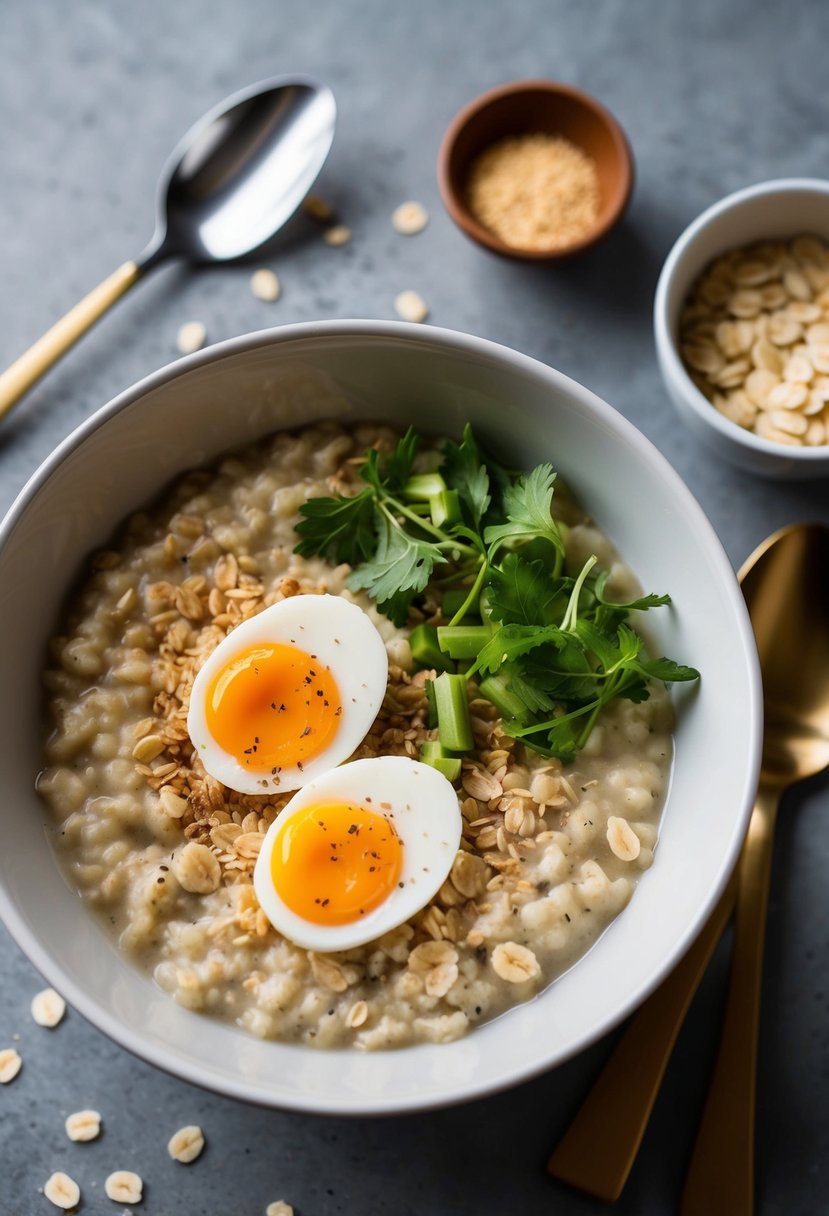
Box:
[38,421,697,1051]
[679,234,829,447]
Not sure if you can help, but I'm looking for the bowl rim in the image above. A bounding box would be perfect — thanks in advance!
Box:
[0,319,762,1114]
[437,78,634,262]
[654,176,829,463]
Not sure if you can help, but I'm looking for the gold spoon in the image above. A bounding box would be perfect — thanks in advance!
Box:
[681,522,829,1214]
[548,522,829,1204]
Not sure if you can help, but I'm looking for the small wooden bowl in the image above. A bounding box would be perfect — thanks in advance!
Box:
[438,80,634,261]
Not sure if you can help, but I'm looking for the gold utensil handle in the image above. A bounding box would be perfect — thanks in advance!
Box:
[681,786,779,1216]
[0,260,140,421]
[547,871,738,1202]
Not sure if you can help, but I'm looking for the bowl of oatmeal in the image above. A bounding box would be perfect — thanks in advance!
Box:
[0,321,761,1113]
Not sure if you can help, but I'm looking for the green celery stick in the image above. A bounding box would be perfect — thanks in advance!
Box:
[403,473,448,500]
[410,623,455,672]
[479,673,531,725]
[433,671,474,751]
[437,624,492,659]
[430,488,462,528]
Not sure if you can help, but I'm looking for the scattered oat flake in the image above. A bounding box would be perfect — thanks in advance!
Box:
[266,1203,294,1216]
[31,987,66,1027]
[392,200,429,235]
[177,321,207,354]
[303,193,334,222]
[323,224,351,247]
[44,1172,80,1210]
[104,1171,143,1204]
[167,1124,205,1163]
[65,1109,102,1142]
[250,268,281,302]
[0,1047,22,1083]
[394,290,429,323]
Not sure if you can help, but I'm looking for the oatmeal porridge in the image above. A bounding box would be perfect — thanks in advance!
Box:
[38,421,678,1050]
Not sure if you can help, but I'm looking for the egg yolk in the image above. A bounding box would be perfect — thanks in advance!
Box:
[271,802,403,925]
[205,643,342,773]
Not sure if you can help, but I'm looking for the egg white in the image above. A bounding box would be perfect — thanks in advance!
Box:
[253,756,463,952]
[187,594,388,795]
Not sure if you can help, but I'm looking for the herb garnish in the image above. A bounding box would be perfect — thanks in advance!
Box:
[293,426,699,764]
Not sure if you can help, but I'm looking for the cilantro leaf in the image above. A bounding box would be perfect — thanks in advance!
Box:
[573,618,625,671]
[631,655,701,683]
[385,427,419,492]
[483,464,565,560]
[346,508,447,626]
[488,553,563,626]
[472,622,570,677]
[441,424,491,530]
[594,570,672,611]
[294,488,376,565]
[499,664,556,715]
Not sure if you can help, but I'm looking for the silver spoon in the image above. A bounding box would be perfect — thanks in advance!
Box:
[0,75,336,420]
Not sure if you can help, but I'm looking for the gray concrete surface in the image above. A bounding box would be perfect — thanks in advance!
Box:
[1,1,828,1212]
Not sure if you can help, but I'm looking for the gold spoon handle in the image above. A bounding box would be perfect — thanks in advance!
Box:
[681,785,780,1216]
[546,871,737,1202]
[0,260,141,421]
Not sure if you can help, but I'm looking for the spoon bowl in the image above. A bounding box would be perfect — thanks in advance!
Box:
[741,524,829,785]
[147,77,336,266]
[0,75,336,419]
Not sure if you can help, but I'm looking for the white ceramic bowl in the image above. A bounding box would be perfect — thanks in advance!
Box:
[654,177,829,480]
[0,322,761,1114]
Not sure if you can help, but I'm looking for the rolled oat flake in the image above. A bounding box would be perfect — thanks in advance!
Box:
[176,321,207,355]
[168,1123,205,1163]
[65,1109,102,1142]
[392,200,429,235]
[0,1047,22,1083]
[31,987,66,1027]
[104,1170,143,1204]
[394,290,429,323]
[250,268,281,302]
[43,1172,80,1210]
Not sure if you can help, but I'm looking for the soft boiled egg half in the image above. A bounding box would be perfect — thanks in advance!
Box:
[253,756,462,951]
[187,594,388,795]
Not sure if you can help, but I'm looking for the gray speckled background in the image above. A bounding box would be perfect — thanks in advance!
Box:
[2,2,828,1213]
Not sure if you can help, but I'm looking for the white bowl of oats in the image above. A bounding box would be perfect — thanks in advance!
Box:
[0,321,761,1113]
[655,177,829,478]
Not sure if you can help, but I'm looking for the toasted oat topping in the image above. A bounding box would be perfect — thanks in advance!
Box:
[607,815,641,861]
[491,941,541,984]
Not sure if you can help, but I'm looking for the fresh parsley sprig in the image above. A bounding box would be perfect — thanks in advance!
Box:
[292,425,700,762]
[294,428,479,625]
